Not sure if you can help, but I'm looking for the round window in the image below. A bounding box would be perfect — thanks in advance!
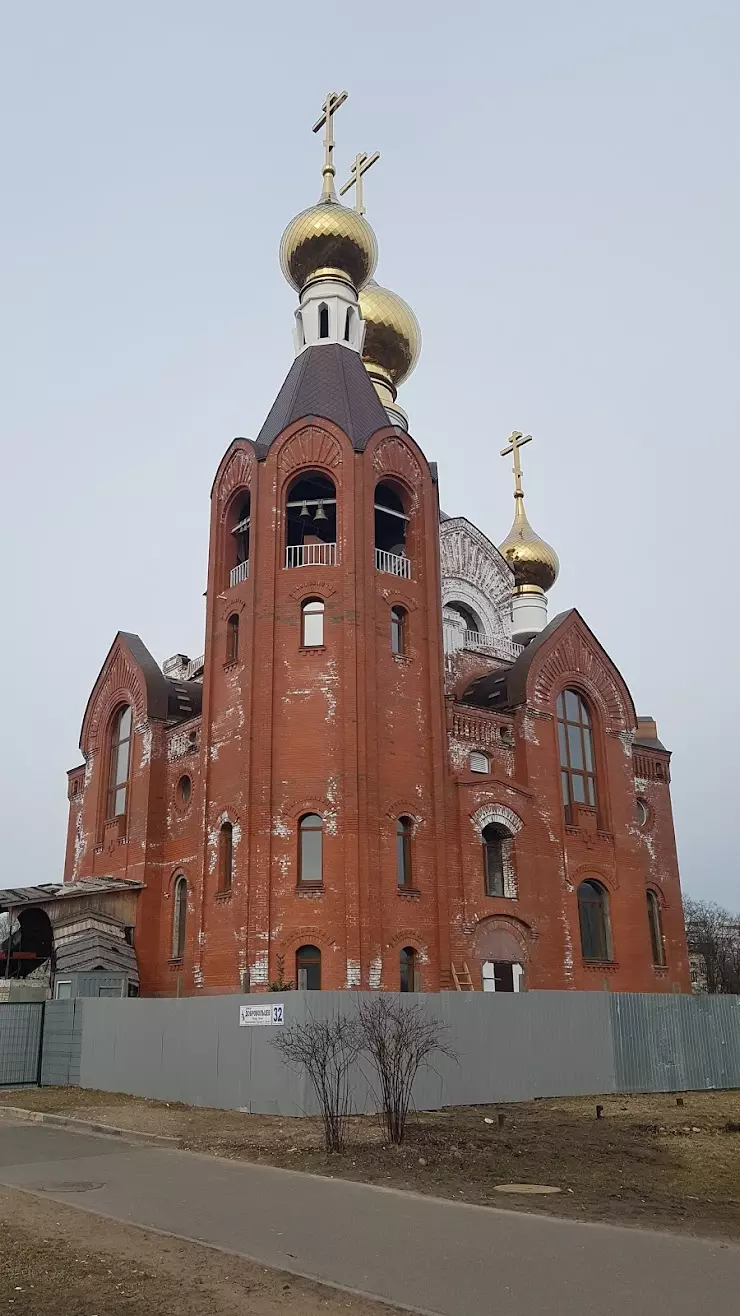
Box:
[635,798,648,827]
[177,775,192,807]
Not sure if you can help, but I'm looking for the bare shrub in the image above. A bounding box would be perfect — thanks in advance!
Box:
[271,1010,361,1152]
[357,996,456,1145]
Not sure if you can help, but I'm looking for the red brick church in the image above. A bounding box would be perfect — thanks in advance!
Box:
[52,95,690,997]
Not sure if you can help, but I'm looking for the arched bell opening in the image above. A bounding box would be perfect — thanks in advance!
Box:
[285,471,337,568]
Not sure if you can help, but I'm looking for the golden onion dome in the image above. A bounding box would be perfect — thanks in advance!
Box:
[280,197,378,293]
[359,279,421,389]
[498,496,560,593]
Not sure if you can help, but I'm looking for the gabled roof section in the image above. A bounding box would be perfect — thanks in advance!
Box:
[79,632,203,754]
[255,344,390,456]
[460,609,637,733]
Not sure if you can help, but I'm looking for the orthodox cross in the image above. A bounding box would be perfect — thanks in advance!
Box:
[500,431,533,498]
[339,150,380,215]
[312,90,348,199]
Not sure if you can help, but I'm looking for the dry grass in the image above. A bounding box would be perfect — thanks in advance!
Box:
[2,1086,740,1239]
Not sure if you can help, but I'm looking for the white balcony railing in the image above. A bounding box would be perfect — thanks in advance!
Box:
[375,548,412,579]
[229,559,249,587]
[444,627,523,662]
[286,542,337,569]
[184,654,205,681]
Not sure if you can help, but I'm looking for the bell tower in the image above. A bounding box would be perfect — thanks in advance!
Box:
[192,94,450,994]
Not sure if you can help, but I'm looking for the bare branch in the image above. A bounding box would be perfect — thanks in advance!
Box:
[357,996,456,1145]
[272,1009,362,1152]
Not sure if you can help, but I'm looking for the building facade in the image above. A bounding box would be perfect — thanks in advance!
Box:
[49,98,690,998]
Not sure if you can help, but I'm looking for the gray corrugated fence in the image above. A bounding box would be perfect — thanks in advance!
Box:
[0,1002,44,1086]
[39,999,83,1087]
[28,989,740,1114]
[610,993,740,1093]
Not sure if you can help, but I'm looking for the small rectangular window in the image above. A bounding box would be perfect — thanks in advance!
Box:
[470,752,489,774]
[55,981,73,1000]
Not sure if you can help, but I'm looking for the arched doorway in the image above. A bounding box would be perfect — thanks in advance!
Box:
[473,918,528,993]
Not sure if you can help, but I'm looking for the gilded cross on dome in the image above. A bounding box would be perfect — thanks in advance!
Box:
[312,90,348,200]
[500,430,533,499]
[339,151,380,216]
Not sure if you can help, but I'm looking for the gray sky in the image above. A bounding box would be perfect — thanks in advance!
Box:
[2,2,738,905]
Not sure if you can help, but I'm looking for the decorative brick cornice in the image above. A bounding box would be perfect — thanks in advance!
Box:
[633,750,671,783]
[451,710,512,749]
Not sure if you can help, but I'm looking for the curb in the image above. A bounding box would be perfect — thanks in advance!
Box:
[0,1106,179,1148]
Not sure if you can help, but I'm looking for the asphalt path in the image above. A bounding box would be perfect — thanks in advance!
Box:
[0,1122,738,1315]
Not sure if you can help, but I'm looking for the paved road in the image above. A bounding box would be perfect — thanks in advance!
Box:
[0,1122,738,1316]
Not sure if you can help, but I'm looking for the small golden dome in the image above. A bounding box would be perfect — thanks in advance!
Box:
[280,197,378,293]
[498,497,559,593]
[359,280,421,389]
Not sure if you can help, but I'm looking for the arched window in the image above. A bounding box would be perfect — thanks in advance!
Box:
[635,798,648,827]
[172,876,187,960]
[447,601,482,637]
[344,307,353,342]
[106,704,133,820]
[482,823,507,897]
[296,311,305,347]
[557,689,597,822]
[296,944,321,990]
[228,494,251,586]
[647,890,665,966]
[390,606,407,655]
[400,946,417,992]
[577,880,611,963]
[298,814,323,884]
[219,821,233,892]
[285,471,337,566]
[301,599,324,647]
[396,817,413,888]
[319,304,329,338]
[226,614,239,664]
[470,751,490,774]
[375,482,410,557]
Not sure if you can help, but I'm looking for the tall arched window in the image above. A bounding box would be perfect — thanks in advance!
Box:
[482,823,507,897]
[319,304,329,338]
[172,876,187,960]
[396,817,413,888]
[647,890,665,966]
[296,944,321,990]
[228,494,251,587]
[375,482,410,556]
[226,614,239,664]
[577,880,611,962]
[400,946,417,992]
[298,814,323,884]
[344,307,353,342]
[301,598,324,647]
[557,689,597,823]
[219,821,233,892]
[106,705,133,820]
[390,606,407,655]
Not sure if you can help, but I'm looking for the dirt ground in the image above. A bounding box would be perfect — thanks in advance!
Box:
[0,1186,399,1316]
[2,1086,740,1240]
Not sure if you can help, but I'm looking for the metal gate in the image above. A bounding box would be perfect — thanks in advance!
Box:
[0,1002,44,1086]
